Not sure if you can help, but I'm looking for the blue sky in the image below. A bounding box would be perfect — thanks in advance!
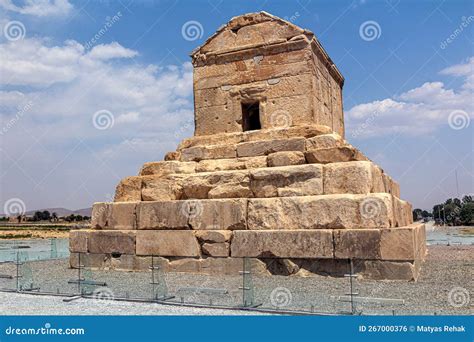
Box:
[0,0,473,213]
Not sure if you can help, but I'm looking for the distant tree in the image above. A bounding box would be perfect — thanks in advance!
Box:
[459,202,474,226]
[413,208,423,221]
[421,210,431,218]
[42,210,51,221]
[33,211,43,221]
[462,195,473,204]
[52,212,58,222]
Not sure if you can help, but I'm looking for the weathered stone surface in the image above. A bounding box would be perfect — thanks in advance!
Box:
[248,194,394,230]
[136,230,200,257]
[137,199,247,230]
[305,133,343,150]
[69,230,88,253]
[181,170,252,199]
[137,201,189,230]
[164,151,180,161]
[114,176,142,202]
[383,174,400,198]
[110,254,153,271]
[91,202,107,229]
[334,229,381,259]
[141,176,183,201]
[188,199,247,230]
[353,259,419,281]
[70,252,111,269]
[196,156,267,172]
[392,197,413,227]
[236,138,305,157]
[139,161,196,176]
[106,202,137,230]
[250,164,322,197]
[380,227,417,261]
[88,231,136,254]
[179,125,331,149]
[267,151,306,167]
[323,161,385,194]
[202,242,230,257]
[231,230,333,258]
[262,258,300,276]
[305,146,368,164]
[195,230,233,243]
[181,144,236,161]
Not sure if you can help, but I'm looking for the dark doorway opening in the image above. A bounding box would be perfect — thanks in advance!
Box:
[242,101,261,131]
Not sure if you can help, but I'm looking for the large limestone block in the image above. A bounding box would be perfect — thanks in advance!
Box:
[139,161,196,176]
[136,230,200,257]
[305,133,344,150]
[70,252,111,269]
[137,199,247,230]
[69,230,88,253]
[181,144,236,162]
[305,146,368,164]
[323,161,385,194]
[250,164,322,197]
[195,230,233,243]
[353,259,419,281]
[141,176,184,201]
[188,199,248,230]
[91,202,108,229]
[196,156,267,172]
[114,176,142,202]
[88,231,136,254]
[236,137,305,157]
[181,170,252,199]
[107,202,137,230]
[137,201,189,230]
[392,197,413,227]
[202,242,230,257]
[91,202,137,230]
[267,151,306,167]
[231,230,333,258]
[248,194,394,230]
[380,226,418,261]
[334,229,381,259]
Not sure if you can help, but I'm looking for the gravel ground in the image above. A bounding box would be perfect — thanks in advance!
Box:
[0,245,472,316]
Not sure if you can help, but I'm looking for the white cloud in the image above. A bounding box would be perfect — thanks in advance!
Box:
[116,111,140,124]
[0,0,73,17]
[0,37,194,209]
[88,42,138,60]
[346,57,474,138]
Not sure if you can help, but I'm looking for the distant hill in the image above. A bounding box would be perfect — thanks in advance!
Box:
[22,207,92,217]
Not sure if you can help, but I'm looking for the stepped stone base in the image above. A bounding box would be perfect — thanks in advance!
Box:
[70,223,426,280]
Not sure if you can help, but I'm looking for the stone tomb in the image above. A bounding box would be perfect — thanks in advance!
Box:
[70,12,426,280]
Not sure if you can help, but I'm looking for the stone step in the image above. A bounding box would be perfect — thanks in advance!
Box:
[176,124,332,150]
[70,223,425,275]
[116,161,400,202]
[91,193,412,233]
